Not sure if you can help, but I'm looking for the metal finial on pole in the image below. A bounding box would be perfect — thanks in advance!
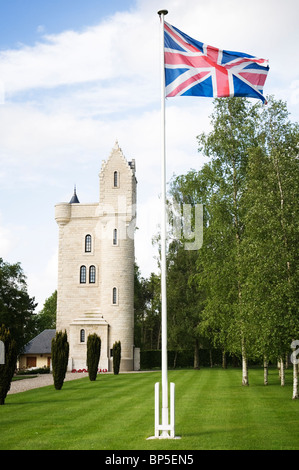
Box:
[157,9,168,16]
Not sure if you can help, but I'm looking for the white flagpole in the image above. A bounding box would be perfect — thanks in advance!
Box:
[158,8,169,437]
[147,11,178,439]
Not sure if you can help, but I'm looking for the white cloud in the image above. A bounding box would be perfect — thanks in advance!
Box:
[0,10,159,97]
[290,80,299,106]
[0,0,298,99]
[0,218,13,257]
[27,249,58,310]
[135,196,161,276]
[0,0,298,310]
[0,28,111,93]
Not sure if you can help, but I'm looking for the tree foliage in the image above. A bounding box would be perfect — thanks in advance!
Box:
[36,290,57,334]
[0,325,18,405]
[87,333,101,381]
[163,96,299,387]
[241,98,299,363]
[51,330,69,390]
[195,97,299,383]
[134,265,161,350]
[112,341,121,375]
[134,96,298,393]
[0,258,37,355]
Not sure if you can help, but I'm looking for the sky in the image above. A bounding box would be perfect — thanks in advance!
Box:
[0,0,298,312]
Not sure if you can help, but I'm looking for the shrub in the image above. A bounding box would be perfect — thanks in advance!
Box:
[51,330,69,390]
[113,341,121,375]
[87,333,101,381]
[140,349,228,369]
[0,325,18,405]
[16,367,50,375]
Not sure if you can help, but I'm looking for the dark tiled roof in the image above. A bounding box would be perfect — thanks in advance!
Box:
[69,186,80,203]
[23,329,56,354]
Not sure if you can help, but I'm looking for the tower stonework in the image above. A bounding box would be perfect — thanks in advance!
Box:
[55,142,137,372]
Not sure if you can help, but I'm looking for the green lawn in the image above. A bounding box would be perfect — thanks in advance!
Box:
[0,368,298,450]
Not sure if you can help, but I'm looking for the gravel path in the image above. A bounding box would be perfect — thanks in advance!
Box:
[8,370,151,395]
[8,372,89,394]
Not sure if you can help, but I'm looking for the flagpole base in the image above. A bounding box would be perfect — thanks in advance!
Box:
[147,382,181,440]
[147,435,181,440]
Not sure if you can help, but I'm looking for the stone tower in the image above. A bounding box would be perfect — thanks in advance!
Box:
[55,141,137,371]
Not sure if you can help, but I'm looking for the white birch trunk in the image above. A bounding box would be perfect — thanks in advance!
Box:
[242,345,249,386]
[292,355,298,400]
[278,359,281,379]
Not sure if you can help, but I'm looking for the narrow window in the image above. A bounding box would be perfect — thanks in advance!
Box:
[114,171,118,187]
[112,287,117,305]
[80,265,86,284]
[85,234,92,252]
[80,329,85,343]
[113,228,118,245]
[89,265,96,284]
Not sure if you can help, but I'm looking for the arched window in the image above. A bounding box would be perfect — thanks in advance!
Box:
[113,229,118,245]
[89,265,96,283]
[114,171,118,188]
[85,234,92,252]
[112,287,117,305]
[80,265,86,284]
[80,329,85,343]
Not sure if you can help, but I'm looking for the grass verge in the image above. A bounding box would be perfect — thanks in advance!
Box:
[0,368,298,450]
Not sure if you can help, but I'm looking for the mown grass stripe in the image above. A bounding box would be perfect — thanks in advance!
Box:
[0,369,298,450]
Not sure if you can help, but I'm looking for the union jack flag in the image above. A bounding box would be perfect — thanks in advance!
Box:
[164,22,269,103]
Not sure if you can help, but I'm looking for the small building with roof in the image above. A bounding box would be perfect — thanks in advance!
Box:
[18,329,56,370]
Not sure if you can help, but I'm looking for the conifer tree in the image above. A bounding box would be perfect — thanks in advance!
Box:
[51,330,69,390]
[87,333,101,381]
[0,325,18,405]
[113,341,121,375]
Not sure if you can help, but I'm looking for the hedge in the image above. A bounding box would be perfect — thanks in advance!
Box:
[140,349,241,370]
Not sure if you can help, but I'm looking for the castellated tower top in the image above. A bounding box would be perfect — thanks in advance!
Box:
[99,140,136,211]
[55,141,136,226]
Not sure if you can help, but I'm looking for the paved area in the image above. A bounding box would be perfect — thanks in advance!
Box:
[8,372,89,394]
[8,370,149,394]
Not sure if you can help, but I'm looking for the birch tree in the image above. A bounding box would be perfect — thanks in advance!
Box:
[164,96,298,394]
[241,97,299,393]
[197,97,259,385]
